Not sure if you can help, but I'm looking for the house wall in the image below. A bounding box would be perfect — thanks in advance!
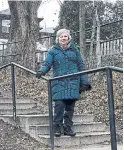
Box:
[0,14,11,39]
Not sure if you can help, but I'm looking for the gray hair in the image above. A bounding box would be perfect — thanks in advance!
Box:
[55,28,72,44]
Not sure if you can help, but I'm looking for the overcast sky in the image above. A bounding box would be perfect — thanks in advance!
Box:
[0,0,61,29]
[38,0,60,29]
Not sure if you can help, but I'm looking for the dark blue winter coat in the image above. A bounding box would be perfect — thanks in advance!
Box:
[39,43,91,101]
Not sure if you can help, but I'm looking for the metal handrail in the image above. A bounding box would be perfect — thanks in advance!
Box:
[0,63,11,70]
[48,66,123,150]
[0,62,48,122]
[0,62,48,81]
[0,63,123,150]
[50,66,123,81]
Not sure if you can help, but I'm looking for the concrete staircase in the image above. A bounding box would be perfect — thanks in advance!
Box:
[0,93,114,149]
[0,97,41,115]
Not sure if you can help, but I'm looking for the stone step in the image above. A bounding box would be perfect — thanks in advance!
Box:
[0,103,37,109]
[17,114,94,125]
[0,114,94,124]
[54,144,123,150]
[38,132,110,147]
[29,122,107,136]
[0,114,95,133]
[0,108,41,115]
[0,97,35,103]
[0,144,122,150]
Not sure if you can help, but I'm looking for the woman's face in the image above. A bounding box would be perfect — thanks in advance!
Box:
[59,32,69,46]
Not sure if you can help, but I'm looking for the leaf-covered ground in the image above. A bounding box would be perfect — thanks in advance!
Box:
[0,119,50,150]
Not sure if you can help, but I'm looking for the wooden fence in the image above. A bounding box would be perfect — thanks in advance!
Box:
[100,37,123,55]
[0,37,123,69]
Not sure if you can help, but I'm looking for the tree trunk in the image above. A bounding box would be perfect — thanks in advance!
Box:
[90,8,96,57]
[95,8,101,67]
[8,1,41,70]
[79,1,86,59]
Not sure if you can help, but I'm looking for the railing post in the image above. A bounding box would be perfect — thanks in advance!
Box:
[48,80,54,150]
[2,44,5,63]
[106,68,117,150]
[11,64,16,122]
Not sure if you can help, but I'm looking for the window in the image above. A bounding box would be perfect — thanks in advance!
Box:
[2,20,10,33]
[2,26,9,33]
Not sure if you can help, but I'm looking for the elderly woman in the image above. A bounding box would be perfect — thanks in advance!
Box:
[36,29,91,137]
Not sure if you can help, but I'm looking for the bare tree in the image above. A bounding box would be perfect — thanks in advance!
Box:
[90,7,96,57]
[8,1,41,70]
[95,8,101,67]
[79,1,86,59]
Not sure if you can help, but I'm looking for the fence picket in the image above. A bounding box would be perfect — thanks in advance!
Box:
[100,43,104,55]
[107,42,110,55]
[119,39,122,53]
[109,41,113,55]
[103,42,107,55]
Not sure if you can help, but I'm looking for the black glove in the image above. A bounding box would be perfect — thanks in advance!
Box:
[79,84,92,93]
[36,71,44,79]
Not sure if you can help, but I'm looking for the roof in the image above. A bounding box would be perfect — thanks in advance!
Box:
[40,27,55,34]
[0,9,11,15]
[0,39,8,44]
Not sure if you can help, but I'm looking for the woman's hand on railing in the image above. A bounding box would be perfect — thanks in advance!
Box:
[36,71,45,79]
[79,84,92,93]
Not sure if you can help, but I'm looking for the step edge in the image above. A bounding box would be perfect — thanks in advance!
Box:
[29,122,106,127]
[38,132,110,138]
